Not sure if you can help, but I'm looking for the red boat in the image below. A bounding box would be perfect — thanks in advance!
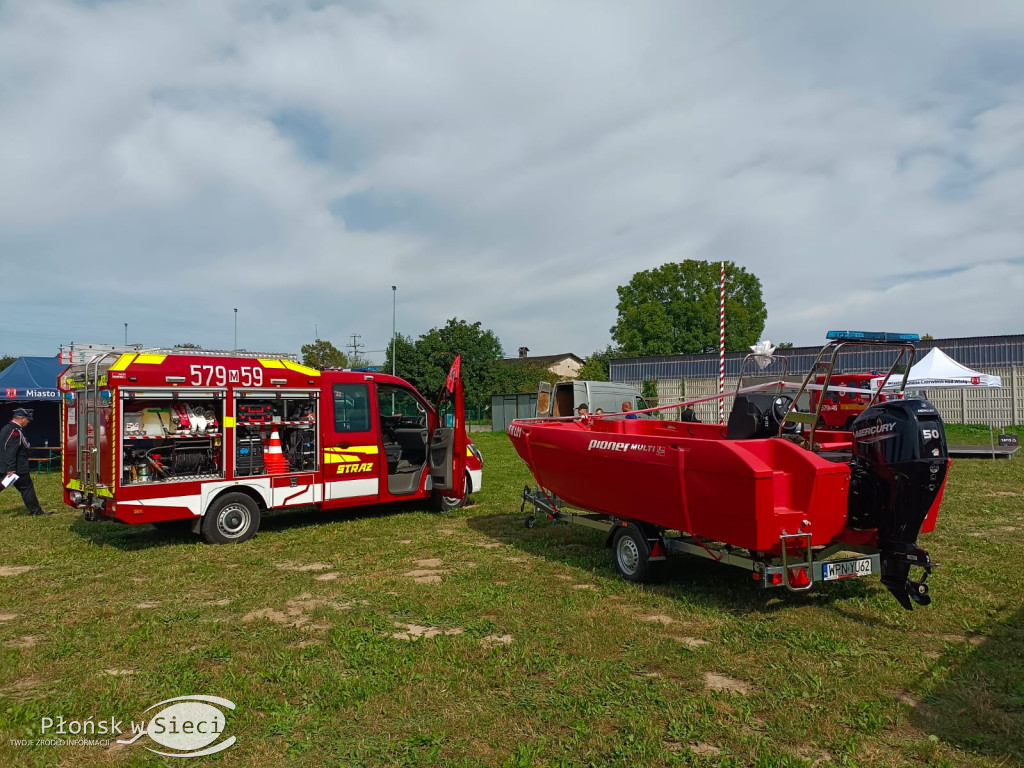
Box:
[509,332,949,609]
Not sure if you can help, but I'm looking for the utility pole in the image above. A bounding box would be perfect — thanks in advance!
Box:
[233,308,238,351]
[347,333,364,364]
[124,323,128,346]
[392,286,397,376]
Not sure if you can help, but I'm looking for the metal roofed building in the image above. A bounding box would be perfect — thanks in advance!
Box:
[610,334,1024,427]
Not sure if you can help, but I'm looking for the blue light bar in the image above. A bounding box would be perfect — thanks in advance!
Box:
[826,330,921,342]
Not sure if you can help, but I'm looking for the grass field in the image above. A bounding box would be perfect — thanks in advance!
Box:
[1,432,1022,767]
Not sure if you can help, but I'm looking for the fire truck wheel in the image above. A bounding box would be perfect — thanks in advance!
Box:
[202,493,260,544]
[432,473,470,512]
[612,527,653,583]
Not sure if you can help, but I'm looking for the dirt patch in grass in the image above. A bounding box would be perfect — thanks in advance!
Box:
[1,676,42,698]
[102,668,135,676]
[134,601,161,609]
[670,635,708,649]
[573,584,597,590]
[275,561,332,572]
[398,539,413,545]
[0,613,18,622]
[704,673,751,695]
[639,614,674,625]
[474,542,502,549]
[391,623,464,641]
[314,572,340,581]
[4,635,38,649]
[403,568,446,584]
[481,634,513,647]
[242,592,352,628]
[0,566,37,577]
[987,491,1021,497]
[205,598,232,606]
[939,633,985,646]
[414,558,443,568]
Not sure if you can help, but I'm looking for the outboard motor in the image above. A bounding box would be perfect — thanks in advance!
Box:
[847,399,949,609]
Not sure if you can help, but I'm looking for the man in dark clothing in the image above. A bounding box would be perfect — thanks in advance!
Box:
[1,408,50,516]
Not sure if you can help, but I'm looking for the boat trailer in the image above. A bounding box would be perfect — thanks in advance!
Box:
[520,485,892,596]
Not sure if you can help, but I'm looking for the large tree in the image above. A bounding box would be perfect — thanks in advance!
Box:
[611,260,766,357]
[300,338,349,370]
[385,319,504,409]
[577,345,620,381]
[0,355,16,373]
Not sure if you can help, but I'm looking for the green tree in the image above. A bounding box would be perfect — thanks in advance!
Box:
[611,260,767,356]
[0,355,16,372]
[388,320,504,409]
[776,342,794,349]
[921,333,934,341]
[300,339,348,370]
[383,333,423,381]
[577,345,620,381]
[490,361,556,395]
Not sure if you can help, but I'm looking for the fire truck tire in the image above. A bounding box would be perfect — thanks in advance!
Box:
[202,493,260,544]
[432,473,470,512]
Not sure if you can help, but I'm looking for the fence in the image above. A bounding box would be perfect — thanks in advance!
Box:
[620,365,1024,428]
[490,393,539,432]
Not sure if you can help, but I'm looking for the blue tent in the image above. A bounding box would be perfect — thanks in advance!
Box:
[0,357,65,401]
[0,357,67,448]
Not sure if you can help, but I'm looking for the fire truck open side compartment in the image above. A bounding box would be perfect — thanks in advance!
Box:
[120,390,226,485]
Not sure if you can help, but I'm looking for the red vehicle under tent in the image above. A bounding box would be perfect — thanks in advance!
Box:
[809,372,896,430]
[59,349,482,543]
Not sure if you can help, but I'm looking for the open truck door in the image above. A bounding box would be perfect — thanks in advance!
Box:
[430,355,467,507]
[535,381,552,417]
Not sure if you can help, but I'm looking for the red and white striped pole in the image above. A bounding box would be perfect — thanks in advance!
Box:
[719,261,726,425]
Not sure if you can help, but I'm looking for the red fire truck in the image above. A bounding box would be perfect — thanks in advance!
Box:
[59,349,482,543]
[809,373,893,430]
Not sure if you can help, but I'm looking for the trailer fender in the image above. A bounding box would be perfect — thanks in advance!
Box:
[604,520,666,561]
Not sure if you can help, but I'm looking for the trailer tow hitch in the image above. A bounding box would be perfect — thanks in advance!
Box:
[880,547,935,610]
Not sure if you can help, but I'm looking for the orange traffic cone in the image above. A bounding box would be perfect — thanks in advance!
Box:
[264,428,289,474]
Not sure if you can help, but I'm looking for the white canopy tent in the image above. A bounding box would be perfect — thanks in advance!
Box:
[875,348,1004,457]
[880,347,1002,390]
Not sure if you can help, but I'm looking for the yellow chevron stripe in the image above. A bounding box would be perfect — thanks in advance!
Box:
[258,359,286,369]
[283,360,321,377]
[338,445,379,455]
[134,354,167,365]
[109,353,137,371]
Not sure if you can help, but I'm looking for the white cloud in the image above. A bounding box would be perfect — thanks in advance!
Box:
[0,0,1022,360]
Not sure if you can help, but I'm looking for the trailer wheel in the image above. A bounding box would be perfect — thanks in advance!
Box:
[613,527,654,583]
[525,515,536,529]
[202,493,260,544]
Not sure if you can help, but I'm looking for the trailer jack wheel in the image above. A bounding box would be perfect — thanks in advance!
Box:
[525,515,536,529]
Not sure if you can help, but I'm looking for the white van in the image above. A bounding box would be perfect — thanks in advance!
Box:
[537,380,652,418]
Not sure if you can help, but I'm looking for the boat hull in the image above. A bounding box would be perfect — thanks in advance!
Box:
[509,418,883,553]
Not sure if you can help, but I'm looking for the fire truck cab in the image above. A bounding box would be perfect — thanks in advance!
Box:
[59,350,482,543]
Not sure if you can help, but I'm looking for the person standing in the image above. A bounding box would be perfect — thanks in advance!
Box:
[621,401,639,420]
[1,408,50,516]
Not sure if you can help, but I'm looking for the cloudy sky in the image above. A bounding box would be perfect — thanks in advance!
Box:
[1,0,1022,363]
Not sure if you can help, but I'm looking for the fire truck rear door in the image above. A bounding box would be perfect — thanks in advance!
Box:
[322,381,380,504]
